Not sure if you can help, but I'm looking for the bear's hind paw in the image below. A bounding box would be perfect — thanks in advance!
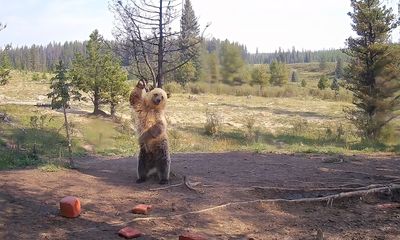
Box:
[136,178,147,184]
[158,179,169,185]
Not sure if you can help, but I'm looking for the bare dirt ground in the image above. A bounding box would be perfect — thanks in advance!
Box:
[1,152,400,240]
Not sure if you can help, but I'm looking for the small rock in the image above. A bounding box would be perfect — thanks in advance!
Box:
[118,227,143,239]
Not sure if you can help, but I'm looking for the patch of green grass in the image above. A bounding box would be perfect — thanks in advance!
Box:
[39,163,65,172]
[0,104,139,168]
[0,147,42,169]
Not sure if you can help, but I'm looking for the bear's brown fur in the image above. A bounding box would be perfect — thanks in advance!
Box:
[130,80,170,184]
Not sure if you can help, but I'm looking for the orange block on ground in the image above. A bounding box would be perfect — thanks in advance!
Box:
[132,204,152,215]
[179,232,207,240]
[59,196,81,218]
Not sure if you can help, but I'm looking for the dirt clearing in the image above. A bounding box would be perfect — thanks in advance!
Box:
[1,152,400,239]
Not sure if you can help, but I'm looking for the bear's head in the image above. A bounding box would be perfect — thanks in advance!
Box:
[144,88,168,110]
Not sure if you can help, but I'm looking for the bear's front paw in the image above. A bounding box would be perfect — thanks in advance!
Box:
[137,80,146,89]
[158,179,168,185]
[136,178,147,184]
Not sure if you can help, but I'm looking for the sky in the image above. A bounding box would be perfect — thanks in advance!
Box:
[0,0,399,53]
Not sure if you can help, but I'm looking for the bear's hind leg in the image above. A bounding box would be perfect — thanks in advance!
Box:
[155,140,171,185]
[136,147,148,183]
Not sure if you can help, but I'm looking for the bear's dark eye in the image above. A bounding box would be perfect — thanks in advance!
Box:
[161,96,164,99]
[154,93,158,97]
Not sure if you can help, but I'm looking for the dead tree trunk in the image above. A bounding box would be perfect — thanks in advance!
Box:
[111,0,208,89]
[157,0,164,88]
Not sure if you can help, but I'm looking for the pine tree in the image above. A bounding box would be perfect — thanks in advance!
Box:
[70,30,128,116]
[331,77,340,98]
[175,61,196,86]
[207,52,220,83]
[330,77,340,91]
[269,61,289,86]
[335,58,344,79]
[236,65,251,85]
[318,75,329,90]
[220,41,245,84]
[103,55,130,117]
[180,0,201,81]
[0,44,11,69]
[251,64,269,95]
[0,45,11,85]
[47,60,77,168]
[319,56,327,71]
[344,0,400,140]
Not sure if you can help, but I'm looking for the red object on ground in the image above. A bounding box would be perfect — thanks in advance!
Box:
[132,204,152,214]
[59,196,81,218]
[179,232,207,240]
[118,227,143,239]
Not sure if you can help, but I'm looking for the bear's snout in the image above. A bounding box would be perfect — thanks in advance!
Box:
[152,96,162,105]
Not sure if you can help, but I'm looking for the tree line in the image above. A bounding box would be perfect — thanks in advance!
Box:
[0,39,346,96]
[247,47,348,64]
[0,41,86,72]
[0,39,347,72]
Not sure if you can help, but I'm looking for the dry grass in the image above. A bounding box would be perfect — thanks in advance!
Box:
[0,71,50,102]
[0,67,398,170]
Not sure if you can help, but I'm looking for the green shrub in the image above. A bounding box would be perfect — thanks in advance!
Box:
[31,73,40,81]
[301,78,307,87]
[41,72,48,80]
[244,115,260,142]
[233,84,257,96]
[261,85,298,98]
[164,82,184,94]
[205,109,222,136]
[379,124,399,145]
[318,75,329,90]
[213,83,231,95]
[186,82,208,94]
[291,117,309,136]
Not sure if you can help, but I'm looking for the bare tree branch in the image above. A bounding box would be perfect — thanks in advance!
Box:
[0,23,6,32]
[111,0,207,88]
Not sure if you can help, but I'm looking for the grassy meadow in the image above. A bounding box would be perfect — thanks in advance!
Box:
[0,63,399,169]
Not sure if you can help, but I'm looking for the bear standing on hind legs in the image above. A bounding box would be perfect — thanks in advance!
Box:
[130,80,171,184]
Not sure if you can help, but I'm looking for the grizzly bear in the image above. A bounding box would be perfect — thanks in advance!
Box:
[129,80,171,184]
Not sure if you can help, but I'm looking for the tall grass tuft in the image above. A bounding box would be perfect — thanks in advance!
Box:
[204,109,222,136]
